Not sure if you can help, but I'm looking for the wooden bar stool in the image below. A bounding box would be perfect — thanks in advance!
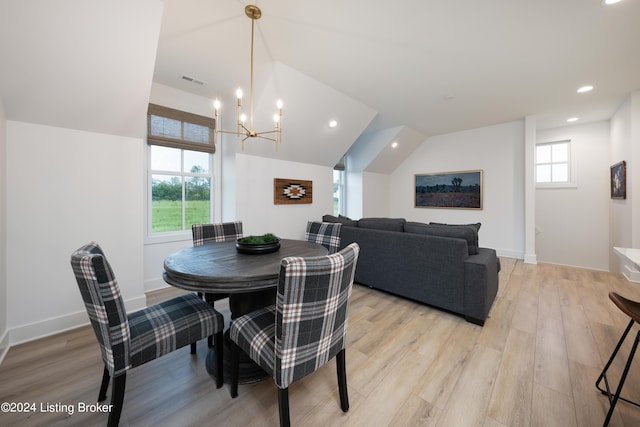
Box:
[596,292,640,426]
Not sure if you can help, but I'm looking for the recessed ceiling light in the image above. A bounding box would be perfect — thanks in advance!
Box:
[567,117,579,123]
[391,141,398,148]
[602,0,622,5]
[577,85,594,93]
[328,120,338,128]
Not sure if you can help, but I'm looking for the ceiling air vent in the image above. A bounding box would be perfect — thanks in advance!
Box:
[181,75,206,86]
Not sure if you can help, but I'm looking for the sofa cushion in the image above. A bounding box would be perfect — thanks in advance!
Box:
[404,222,479,255]
[322,214,358,227]
[430,222,481,233]
[429,222,481,254]
[357,217,406,232]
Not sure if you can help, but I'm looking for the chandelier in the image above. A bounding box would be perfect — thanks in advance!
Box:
[213,5,283,151]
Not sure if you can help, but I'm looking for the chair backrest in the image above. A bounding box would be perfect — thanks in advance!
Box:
[192,221,243,246]
[274,242,360,389]
[70,242,130,377]
[305,221,342,254]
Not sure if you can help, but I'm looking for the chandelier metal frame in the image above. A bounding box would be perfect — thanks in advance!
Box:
[213,5,283,151]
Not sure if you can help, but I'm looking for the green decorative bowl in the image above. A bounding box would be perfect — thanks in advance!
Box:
[236,234,281,255]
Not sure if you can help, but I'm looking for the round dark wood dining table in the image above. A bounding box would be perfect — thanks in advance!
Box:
[163,239,328,383]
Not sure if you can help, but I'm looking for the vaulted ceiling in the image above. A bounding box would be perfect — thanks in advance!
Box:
[1,0,639,173]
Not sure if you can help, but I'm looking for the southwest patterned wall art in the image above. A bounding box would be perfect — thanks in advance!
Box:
[274,178,313,204]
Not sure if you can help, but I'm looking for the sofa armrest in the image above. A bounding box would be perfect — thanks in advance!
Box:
[463,248,499,325]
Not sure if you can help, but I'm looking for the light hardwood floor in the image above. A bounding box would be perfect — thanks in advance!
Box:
[2,259,640,426]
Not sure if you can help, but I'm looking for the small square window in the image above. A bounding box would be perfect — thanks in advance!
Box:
[536,140,571,186]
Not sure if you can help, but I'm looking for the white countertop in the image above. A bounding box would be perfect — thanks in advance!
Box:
[614,247,640,270]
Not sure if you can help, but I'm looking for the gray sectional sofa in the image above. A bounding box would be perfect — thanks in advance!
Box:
[322,215,500,326]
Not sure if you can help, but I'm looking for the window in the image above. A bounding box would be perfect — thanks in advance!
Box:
[333,156,346,216]
[147,104,216,234]
[536,140,570,185]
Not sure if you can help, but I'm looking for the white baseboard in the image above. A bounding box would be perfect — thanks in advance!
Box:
[524,253,538,264]
[7,295,147,348]
[144,277,171,293]
[495,249,524,259]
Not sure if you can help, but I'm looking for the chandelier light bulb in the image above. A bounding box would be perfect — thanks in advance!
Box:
[236,88,243,99]
[213,99,221,110]
[276,99,283,109]
[240,113,247,123]
[273,114,280,123]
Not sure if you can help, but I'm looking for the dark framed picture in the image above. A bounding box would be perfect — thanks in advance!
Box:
[610,161,626,199]
[415,170,483,209]
[274,178,313,204]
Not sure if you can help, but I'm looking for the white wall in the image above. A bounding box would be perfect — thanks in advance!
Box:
[609,91,640,275]
[389,120,526,258]
[363,172,391,217]
[536,122,610,270]
[6,121,145,344]
[345,170,363,220]
[632,92,640,249]
[236,154,334,239]
[609,98,633,272]
[0,98,8,362]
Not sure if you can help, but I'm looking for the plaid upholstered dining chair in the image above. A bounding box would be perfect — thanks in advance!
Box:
[304,220,342,254]
[191,221,243,349]
[71,242,224,427]
[192,221,243,246]
[229,243,360,427]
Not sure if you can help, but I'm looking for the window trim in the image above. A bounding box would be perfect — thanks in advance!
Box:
[146,146,214,239]
[535,139,577,189]
[146,103,216,241]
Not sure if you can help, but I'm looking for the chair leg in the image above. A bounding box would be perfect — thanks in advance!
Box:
[98,366,110,402]
[214,331,224,389]
[207,296,215,347]
[336,349,349,412]
[190,342,197,354]
[231,341,239,398]
[278,387,290,427]
[596,319,640,426]
[108,373,126,427]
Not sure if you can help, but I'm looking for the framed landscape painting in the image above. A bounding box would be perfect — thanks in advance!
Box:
[415,170,483,209]
[610,161,626,199]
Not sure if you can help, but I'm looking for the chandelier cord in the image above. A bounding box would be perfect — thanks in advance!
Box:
[249,10,255,132]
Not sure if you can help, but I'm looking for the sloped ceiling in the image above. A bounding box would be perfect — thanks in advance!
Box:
[216,62,377,166]
[154,0,640,138]
[0,0,164,139]
[1,0,640,171]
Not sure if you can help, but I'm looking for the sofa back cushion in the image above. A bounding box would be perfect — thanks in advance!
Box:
[357,217,406,232]
[322,214,358,227]
[404,222,479,255]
